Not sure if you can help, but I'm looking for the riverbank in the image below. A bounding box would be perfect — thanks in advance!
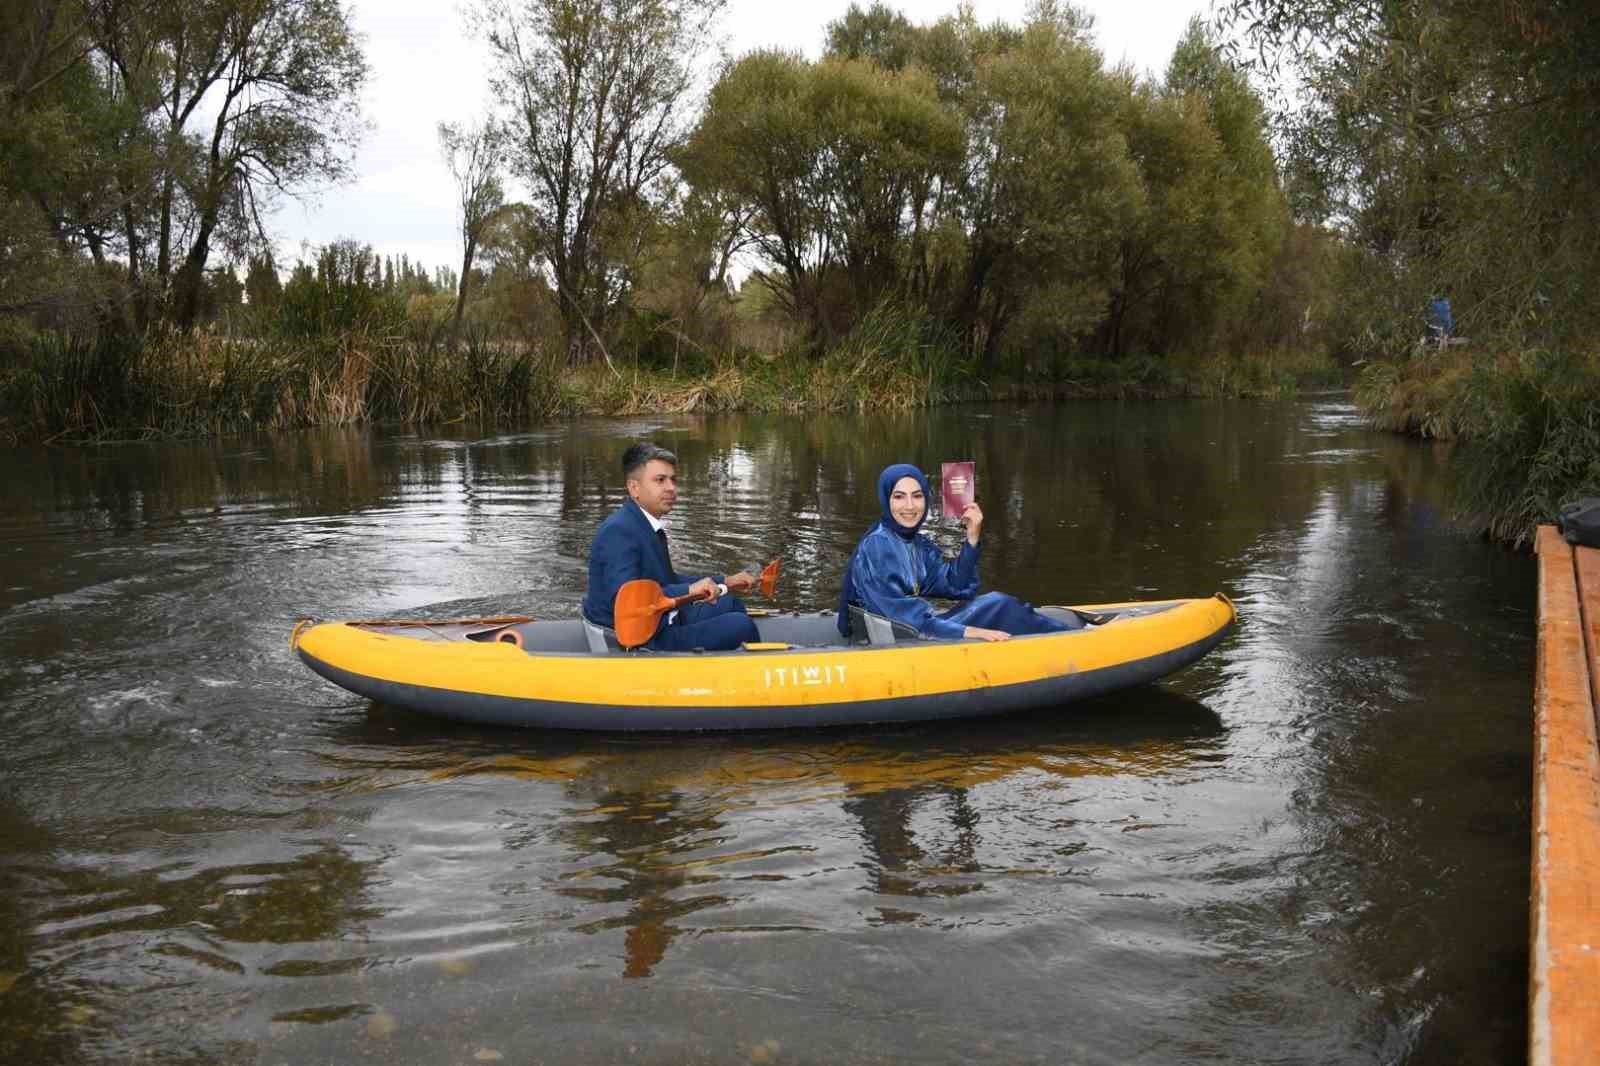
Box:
[0,330,1340,446]
[1354,346,1600,547]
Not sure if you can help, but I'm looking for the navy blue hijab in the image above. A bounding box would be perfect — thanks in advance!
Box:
[836,464,930,635]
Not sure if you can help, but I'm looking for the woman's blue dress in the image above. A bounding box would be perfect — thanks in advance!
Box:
[836,463,1079,639]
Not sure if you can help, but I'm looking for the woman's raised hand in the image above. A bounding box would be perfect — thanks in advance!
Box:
[960,502,984,546]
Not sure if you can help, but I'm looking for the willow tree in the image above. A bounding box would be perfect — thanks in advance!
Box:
[1,0,136,327]
[1218,0,1600,350]
[938,4,1140,369]
[90,0,368,330]
[1,0,368,334]
[1099,19,1286,359]
[681,50,960,344]
[474,0,724,364]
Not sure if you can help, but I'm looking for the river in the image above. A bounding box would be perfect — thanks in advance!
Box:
[0,396,1534,1064]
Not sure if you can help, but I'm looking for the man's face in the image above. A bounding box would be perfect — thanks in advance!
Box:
[627,459,678,519]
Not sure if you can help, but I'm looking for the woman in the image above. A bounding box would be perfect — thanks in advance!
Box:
[836,463,1080,642]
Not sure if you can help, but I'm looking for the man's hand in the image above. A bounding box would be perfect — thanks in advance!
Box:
[964,625,1009,642]
[687,577,721,603]
[960,502,984,546]
[724,570,757,593]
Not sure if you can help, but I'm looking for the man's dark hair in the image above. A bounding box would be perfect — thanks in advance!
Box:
[622,441,677,480]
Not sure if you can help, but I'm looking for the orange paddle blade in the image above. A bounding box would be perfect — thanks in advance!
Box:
[614,579,672,649]
[759,558,781,599]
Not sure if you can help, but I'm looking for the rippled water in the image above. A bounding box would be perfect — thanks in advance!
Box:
[0,398,1533,1063]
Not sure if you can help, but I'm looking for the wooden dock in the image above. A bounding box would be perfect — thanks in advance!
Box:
[1531,524,1600,1065]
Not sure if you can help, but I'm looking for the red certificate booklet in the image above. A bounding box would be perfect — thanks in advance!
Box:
[941,461,976,522]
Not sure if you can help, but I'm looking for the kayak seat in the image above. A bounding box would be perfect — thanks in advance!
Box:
[847,604,921,646]
[581,618,623,654]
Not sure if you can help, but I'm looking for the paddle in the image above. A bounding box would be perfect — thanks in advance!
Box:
[613,580,723,648]
[613,559,781,650]
[756,558,781,598]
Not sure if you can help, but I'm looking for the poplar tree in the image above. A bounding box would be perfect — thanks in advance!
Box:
[438,117,504,346]
[473,0,725,364]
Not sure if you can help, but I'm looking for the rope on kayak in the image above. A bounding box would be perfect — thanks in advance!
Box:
[345,615,535,629]
[292,616,535,648]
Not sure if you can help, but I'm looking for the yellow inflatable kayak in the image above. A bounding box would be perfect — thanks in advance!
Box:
[292,596,1235,731]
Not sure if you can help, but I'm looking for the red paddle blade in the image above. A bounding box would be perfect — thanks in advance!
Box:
[614,579,669,649]
[759,558,781,599]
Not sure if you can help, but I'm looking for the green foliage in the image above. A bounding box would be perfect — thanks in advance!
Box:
[1219,0,1600,351]
[1219,1,1600,543]
[245,253,284,314]
[1447,352,1600,547]
[0,0,369,335]
[2,0,1344,443]
[474,0,724,363]
[1353,346,1600,545]
[277,242,406,339]
[681,3,1312,372]
[682,50,960,346]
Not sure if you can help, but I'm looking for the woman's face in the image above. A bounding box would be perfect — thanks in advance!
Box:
[888,476,926,529]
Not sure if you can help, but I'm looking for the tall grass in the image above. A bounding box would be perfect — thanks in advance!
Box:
[1354,346,1600,546]
[1,305,1340,446]
[0,325,560,444]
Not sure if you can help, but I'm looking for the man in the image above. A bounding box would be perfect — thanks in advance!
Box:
[582,442,760,651]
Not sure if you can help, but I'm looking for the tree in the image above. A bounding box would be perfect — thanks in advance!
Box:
[682,50,960,345]
[1217,0,1600,349]
[937,3,1140,369]
[243,249,281,311]
[1098,19,1286,359]
[474,0,725,364]
[438,116,505,345]
[55,0,369,331]
[0,0,142,328]
[824,1,918,73]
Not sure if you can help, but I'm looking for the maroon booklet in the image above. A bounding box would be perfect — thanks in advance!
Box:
[941,461,976,522]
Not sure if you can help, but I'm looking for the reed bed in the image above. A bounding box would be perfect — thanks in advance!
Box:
[1354,345,1600,547]
[0,327,561,444]
[1,314,1337,447]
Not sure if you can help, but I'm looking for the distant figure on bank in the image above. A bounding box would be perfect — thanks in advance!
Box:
[1426,295,1454,346]
[582,442,759,651]
[836,463,1081,643]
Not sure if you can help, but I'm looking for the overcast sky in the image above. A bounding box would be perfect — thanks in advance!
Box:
[266,0,1209,274]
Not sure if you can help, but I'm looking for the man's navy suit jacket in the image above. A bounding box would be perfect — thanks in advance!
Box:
[581,498,716,632]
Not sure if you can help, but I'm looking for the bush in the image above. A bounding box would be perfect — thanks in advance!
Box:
[1446,349,1600,547]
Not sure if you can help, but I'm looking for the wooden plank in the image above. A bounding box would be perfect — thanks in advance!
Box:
[1577,545,1600,726]
[1530,525,1600,1066]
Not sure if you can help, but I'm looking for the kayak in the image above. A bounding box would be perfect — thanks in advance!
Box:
[292,596,1235,732]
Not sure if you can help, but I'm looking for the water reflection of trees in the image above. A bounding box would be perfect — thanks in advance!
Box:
[0,798,83,1065]
[1,399,1398,614]
[343,690,1224,976]
[1171,440,1534,1064]
[0,800,383,1062]
[845,785,983,912]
